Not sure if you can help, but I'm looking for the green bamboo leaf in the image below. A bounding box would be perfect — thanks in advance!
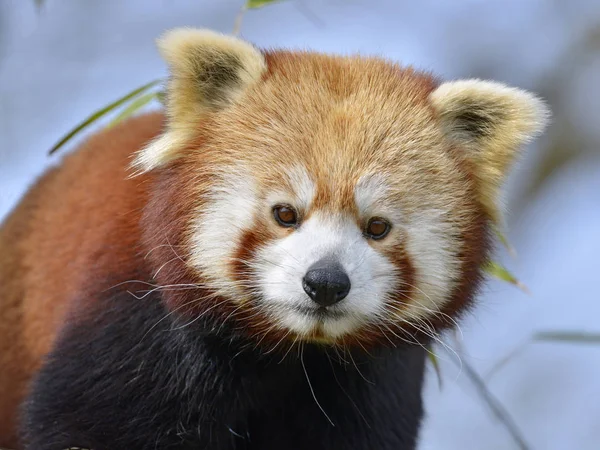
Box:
[246,0,281,9]
[156,90,167,106]
[483,261,530,294]
[108,91,159,128]
[427,349,443,389]
[534,331,600,344]
[48,79,161,156]
[493,224,517,258]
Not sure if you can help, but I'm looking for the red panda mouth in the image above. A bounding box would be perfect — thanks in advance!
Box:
[293,305,347,321]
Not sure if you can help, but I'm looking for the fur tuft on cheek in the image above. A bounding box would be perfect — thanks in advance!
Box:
[400,208,462,321]
[189,168,261,298]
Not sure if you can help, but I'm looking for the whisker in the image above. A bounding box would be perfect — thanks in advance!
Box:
[331,344,350,365]
[301,344,335,427]
[264,329,292,355]
[152,255,184,279]
[171,298,234,331]
[105,279,158,292]
[384,291,463,334]
[228,256,297,274]
[136,297,206,345]
[143,242,185,260]
[325,350,372,429]
[347,349,374,385]
[126,283,204,300]
[278,335,300,364]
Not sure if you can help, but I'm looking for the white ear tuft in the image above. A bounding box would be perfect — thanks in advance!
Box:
[131,28,266,173]
[430,79,550,220]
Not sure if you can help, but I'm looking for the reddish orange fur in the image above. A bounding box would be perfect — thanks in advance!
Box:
[0,49,498,445]
[0,113,164,447]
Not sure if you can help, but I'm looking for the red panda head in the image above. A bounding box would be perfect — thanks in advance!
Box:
[137,28,549,348]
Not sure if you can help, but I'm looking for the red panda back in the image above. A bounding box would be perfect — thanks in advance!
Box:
[0,112,163,446]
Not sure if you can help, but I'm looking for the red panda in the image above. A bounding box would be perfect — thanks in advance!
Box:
[0,28,549,449]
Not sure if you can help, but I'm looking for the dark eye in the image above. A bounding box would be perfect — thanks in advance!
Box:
[273,205,298,228]
[365,218,391,240]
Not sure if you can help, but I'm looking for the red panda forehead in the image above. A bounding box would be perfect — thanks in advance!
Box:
[261,50,439,99]
[255,51,439,131]
[196,50,463,215]
[204,50,444,167]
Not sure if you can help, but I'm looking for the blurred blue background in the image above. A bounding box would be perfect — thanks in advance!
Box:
[1,1,599,449]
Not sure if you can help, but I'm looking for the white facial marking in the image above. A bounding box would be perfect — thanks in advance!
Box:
[355,174,389,216]
[254,212,397,339]
[190,163,462,342]
[355,174,404,226]
[401,208,460,321]
[266,164,316,212]
[287,164,316,211]
[190,165,258,297]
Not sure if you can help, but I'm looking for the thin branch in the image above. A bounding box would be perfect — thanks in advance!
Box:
[441,344,531,450]
[484,339,530,381]
[294,0,326,29]
[233,5,248,36]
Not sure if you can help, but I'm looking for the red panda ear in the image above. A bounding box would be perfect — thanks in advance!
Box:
[430,79,550,221]
[132,28,266,173]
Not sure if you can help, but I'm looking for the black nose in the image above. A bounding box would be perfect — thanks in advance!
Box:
[302,259,351,307]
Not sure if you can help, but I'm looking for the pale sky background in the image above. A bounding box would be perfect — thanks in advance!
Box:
[1,1,599,449]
